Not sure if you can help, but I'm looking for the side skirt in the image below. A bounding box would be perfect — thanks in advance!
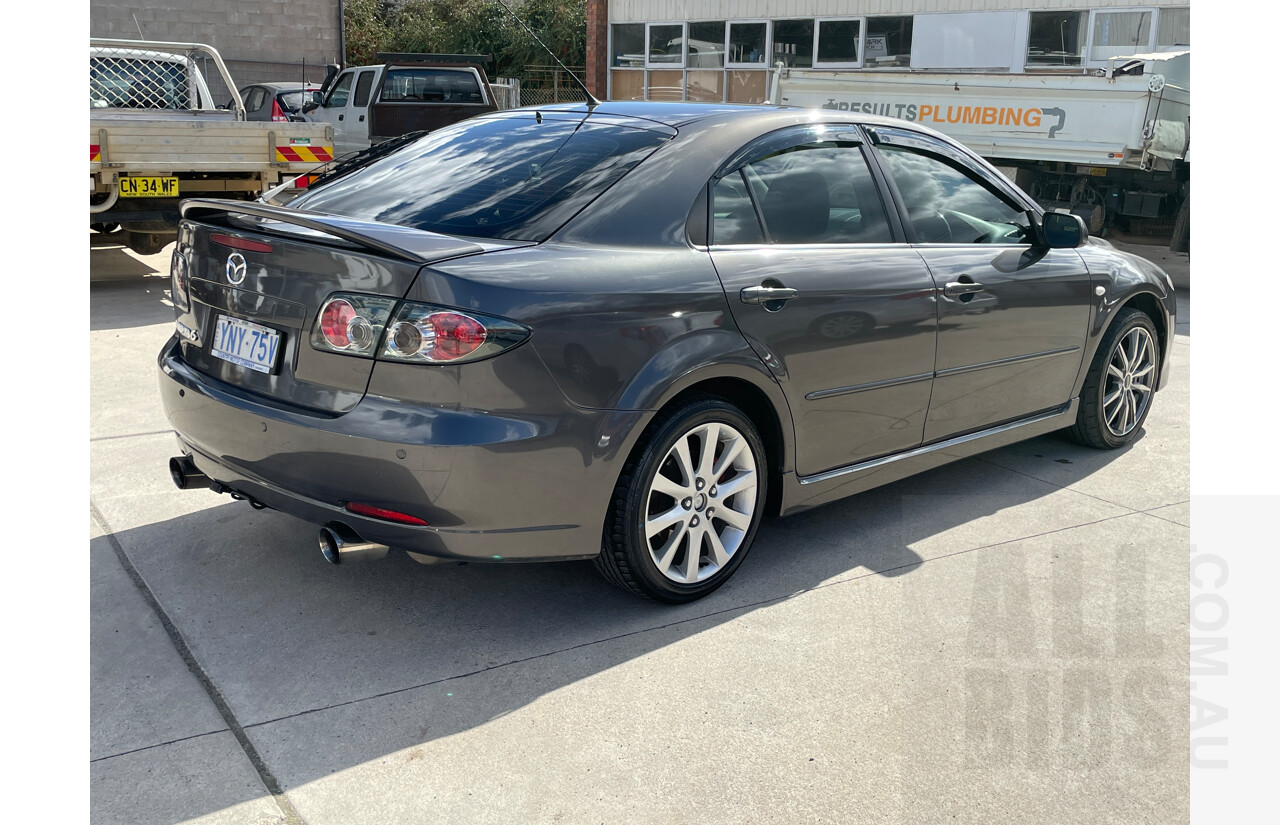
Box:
[778,400,1079,516]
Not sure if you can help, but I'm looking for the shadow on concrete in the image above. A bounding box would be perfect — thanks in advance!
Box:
[91,427,1137,818]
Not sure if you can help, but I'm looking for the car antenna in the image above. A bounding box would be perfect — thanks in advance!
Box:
[493,0,601,109]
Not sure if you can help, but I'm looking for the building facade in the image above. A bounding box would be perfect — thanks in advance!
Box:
[585,1,1189,103]
[90,0,344,102]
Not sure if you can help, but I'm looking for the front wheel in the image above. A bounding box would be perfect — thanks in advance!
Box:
[1069,308,1160,449]
[596,397,767,603]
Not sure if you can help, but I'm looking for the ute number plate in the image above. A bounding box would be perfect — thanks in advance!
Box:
[119,176,179,197]
[211,316,281,374]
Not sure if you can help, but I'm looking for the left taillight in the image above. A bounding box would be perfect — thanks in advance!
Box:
[170,247,190,312]
[310,293,530,365]
[270,97,288,122]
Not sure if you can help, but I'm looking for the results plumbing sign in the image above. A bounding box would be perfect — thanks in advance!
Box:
[811,97,1066,138]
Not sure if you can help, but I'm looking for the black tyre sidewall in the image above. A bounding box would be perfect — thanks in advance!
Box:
[613,400,767,603]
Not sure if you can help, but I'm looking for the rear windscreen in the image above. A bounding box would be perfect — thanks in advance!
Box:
[290,115,672,242]
[381,69,483,103]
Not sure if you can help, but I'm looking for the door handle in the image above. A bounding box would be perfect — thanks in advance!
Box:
[359,115,365,122]
[338,114,344,121]
[943,280,985,297]
[740,285,798,305]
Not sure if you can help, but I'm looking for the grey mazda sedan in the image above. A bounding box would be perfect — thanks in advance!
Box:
[159,102,1175,602]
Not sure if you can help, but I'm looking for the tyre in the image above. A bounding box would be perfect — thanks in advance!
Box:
[596,397,767,603]
[1068,307,1159,449]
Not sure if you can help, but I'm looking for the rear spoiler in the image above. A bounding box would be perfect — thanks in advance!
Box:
[180,199,485,265]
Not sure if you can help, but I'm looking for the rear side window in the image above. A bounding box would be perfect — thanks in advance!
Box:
[714,139,892,245]
[381,69,483,103]
[291,116,672,242]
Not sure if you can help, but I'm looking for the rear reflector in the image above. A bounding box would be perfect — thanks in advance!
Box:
[344,502,429,526]
[210,233,274,254]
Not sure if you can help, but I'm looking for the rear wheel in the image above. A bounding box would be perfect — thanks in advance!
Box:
[1069,308,1159,449]
[596,397,767,603]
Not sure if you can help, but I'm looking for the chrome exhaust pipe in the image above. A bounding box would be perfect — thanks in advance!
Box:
[319,523,389,564]
[169,455,210,490]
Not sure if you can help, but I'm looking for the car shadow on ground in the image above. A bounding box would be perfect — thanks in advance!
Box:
[91,427,1142,809]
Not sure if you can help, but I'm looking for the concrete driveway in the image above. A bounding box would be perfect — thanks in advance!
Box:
[90,231,1190,824]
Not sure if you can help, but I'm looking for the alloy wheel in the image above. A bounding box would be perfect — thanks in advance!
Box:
[1102,326,1156,438]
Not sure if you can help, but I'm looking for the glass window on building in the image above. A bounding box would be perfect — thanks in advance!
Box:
[866,16,913,67]
[772,19,815,69]
[688,21,726,69]
[728,22,767,66]
[648,23,685,66]
[1026,11,1087,66]
[1090,11,1152,62]
[1157,8,1190,49]
[611,23,644,68]
[815,19,861,66]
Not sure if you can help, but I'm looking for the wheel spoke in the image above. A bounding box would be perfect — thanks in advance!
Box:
[682,525,703,581]
[1130,380,1152,394]
[646,505,686,538]
[715,469,757,502]
[705,527,731,569]
[671,437,696,487]
[695,423,720,481]
[1131,362,1155,380]
[712,435,746,479]
[1107,363,1125,380]
[1113,340,1130,371]
[716,502,752,531]
[652,521,687,575]
[1105,393,1125,427]
[651,472,689,499]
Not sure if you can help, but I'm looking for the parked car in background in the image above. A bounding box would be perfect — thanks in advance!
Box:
[160,102,1176,603]
[237,82,324,122]
[300,54,509,156]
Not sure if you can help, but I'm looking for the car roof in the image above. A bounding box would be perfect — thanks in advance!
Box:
[242,82,321,92]
[514,101,957,142]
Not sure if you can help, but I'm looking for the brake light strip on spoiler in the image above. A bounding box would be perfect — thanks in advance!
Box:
[180,199,486,265]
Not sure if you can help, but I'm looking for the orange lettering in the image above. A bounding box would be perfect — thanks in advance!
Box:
[1025,108,1042,128]
[982,107,998,125]
[919,104,934,121]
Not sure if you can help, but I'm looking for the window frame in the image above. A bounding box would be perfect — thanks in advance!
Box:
[726,20,771,69]
[813,17,866,69]
[863,15,914,69]
[686,20,728,69]
[708,123,902,247]
[866,126,1038,247]
[1154,6,1190,51]
[645,21,688,69]
[1084,7,1157,68]
[1025,10,1089,69]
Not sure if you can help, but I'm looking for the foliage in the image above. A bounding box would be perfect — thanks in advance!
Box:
[345,0,586,81]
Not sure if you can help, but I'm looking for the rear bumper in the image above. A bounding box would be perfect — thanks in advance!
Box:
[157,337,644,562]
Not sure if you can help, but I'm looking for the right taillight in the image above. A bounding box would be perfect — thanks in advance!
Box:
[270,97,288,122]
[310,293,529,365]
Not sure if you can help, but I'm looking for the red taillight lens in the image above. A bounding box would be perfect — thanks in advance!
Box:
[210,233,273,254]
[431,313,487,361]
[311,294,397,357]
[344,502,429,526]
[381,304,528,365]
[319,299,357,348]
[271,98,288,122]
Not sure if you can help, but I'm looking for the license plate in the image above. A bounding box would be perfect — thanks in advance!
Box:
[119,176,179,197]
[211,316,282,374]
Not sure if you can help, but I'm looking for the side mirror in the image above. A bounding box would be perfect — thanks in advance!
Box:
[1038,210,1088,248]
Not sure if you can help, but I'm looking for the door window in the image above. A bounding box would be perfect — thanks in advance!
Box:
[353,71,376,107]
[326,72,354,107]
[713,137,892,245]
[243,87,266,113]
[876,143,1031,245]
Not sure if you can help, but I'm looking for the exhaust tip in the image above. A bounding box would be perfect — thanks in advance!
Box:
[169,455,209,490]
[318,526,342,565]
[319,523,389,565]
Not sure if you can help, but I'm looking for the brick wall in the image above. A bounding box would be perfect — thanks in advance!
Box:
[585,0,608,99]
[90,0,342,101]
